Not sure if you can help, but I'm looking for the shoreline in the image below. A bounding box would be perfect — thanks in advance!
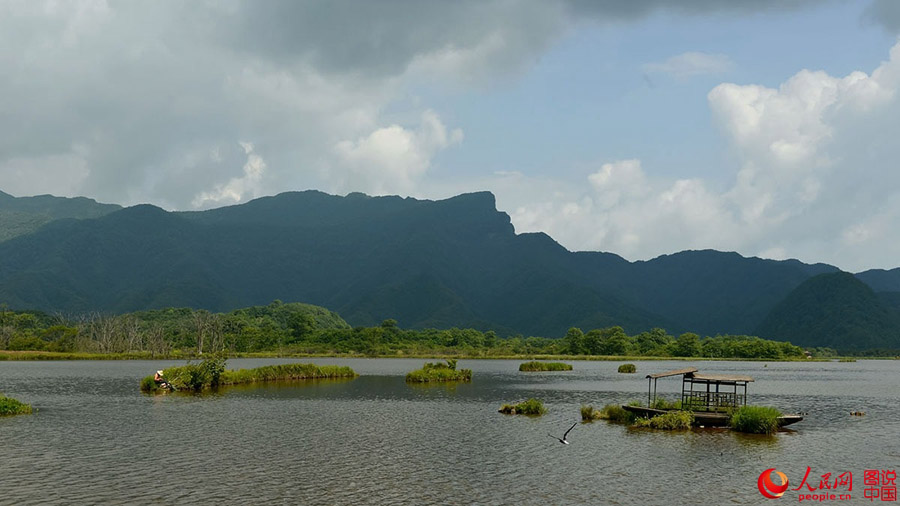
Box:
[1,350,892,362]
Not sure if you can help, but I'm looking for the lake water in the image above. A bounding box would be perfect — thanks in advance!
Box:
[1,358,898,504]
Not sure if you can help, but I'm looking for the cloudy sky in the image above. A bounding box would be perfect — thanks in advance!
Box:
[2,0,900,272]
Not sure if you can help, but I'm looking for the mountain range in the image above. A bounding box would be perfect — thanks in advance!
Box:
[1,189,898,351]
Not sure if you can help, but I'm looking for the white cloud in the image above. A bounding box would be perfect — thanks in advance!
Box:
[474,41,900,271]
[332,111,463,195]
[643,51,733,79]
[191,142,267,208]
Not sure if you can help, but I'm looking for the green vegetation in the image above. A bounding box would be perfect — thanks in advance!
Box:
[839,358,857,362]
[728,405,783,434]
[405,358,471,382]
[0,304,816,360]
[581,404,601,421]
[0,394,32,416]
[140,357,357,393]
[405,359,472,383]
[633,411,694,430]
[756,272,900,351]
[599,403,637,424]
[499,398,547,415]
[617,363,636,373]
[519,361,572,371]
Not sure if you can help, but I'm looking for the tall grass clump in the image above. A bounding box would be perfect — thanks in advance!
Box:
[598,403,637,423]
[581,404,601,421]
[405,359,472,383]
[0,394,32,416]
[519,361,573,372]
[617,363,637,373]
[220,363,357,385]
[633,411,694,430]
[729,406,782,434]
[140,358,357,393]
[499,398,547,415]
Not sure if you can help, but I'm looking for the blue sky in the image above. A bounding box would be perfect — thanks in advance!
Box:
[1,0,899,271]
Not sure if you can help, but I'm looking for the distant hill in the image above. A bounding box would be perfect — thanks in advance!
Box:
[755,272,900,350]
[0,191,120,242]
[0,188,897,350]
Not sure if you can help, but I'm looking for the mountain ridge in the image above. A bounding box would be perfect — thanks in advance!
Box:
[0,189,897,350]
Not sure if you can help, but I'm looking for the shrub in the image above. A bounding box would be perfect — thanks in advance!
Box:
[598,403,636,423]
[729,405,782,434]
[0,395,32,416]
[581,404,601,421]
[617,363,637,373]
[499,398,547,415]
[405,360,472,383]
[519,361,573,372]
[651,397,679,410]
[140,359,357,392]
[633,411,694,430]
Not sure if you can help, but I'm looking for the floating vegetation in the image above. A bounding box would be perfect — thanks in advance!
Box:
[519,361,572,372]
[0,394,33,416]
[140,358,358,393]
[850,411,866,416]
[728,405,782,434]
[600,404,638,424]
[633,411,694,430]
[405,359,472,383]
[617,363,637,373]
[581,404,602,421]
[499,398,547,415]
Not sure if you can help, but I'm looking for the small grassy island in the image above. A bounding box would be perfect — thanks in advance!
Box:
[140,358,358,393]
[728,405,783,434]
[617,363,637,373]
[519,361,572,372]
[0,394,33,416]
[499,398,547,415]
[405,359,472,383]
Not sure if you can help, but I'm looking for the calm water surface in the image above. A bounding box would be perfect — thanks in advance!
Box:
[1,359,898,505]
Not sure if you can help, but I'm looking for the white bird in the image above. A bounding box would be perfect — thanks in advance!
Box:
[549,422,578,444]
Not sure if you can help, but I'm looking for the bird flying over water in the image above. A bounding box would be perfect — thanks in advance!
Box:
[549,422,578,444]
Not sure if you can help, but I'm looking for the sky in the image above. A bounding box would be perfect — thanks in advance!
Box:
[2,0,900,272]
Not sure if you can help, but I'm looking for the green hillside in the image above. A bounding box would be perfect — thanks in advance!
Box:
[755,272,900,351]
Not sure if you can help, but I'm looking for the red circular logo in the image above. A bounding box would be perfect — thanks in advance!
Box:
[758,468,790,499]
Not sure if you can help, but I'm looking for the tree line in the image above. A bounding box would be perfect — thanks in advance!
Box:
[0,301,817,358]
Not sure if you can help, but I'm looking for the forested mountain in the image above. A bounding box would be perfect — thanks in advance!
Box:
[0,190,120,242]
[0,189,897,351]
[755,272,900,350]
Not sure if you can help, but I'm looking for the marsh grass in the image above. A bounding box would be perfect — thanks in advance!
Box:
[581,404,602,421]
[0,394,32,416]
[598,403,637,423]
[519,361,573,372]
[499,398,547,415]
[405,359,472,383]
[617,363,637,373]
[728,405,782,434]
[633,411,694,430]
[140,359,358,393]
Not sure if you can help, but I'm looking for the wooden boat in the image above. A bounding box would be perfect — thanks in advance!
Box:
[623,367,803,428]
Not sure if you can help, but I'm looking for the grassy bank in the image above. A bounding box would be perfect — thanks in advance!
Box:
[0,394,33,416]
[499,398,547,415]
[405,359,472,383]
[633,411,694,430]
[140,359,358,393]
[0,349,850,361]
[519,361,572,371]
